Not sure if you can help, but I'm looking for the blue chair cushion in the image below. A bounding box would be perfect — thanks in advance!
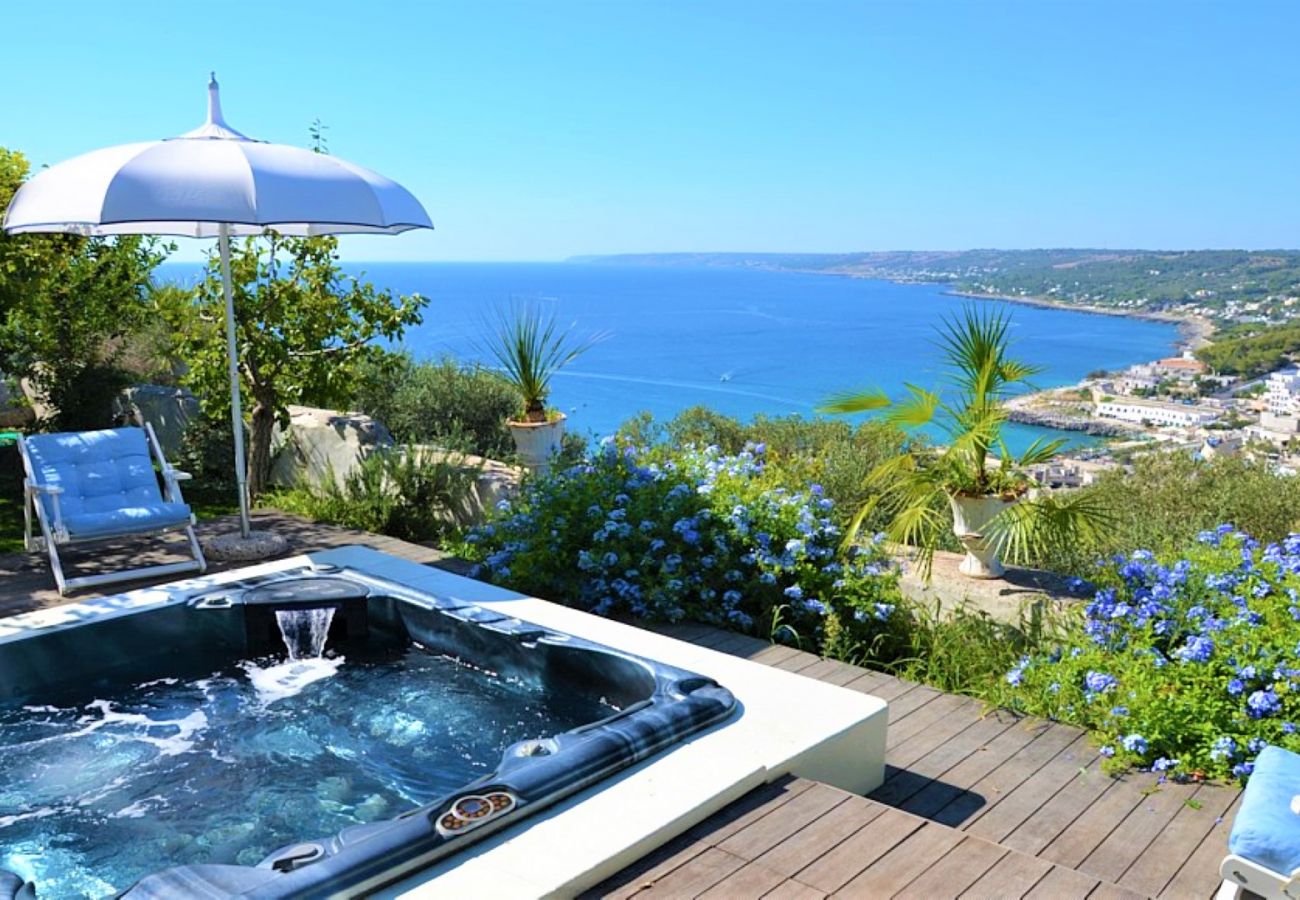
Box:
[24,428,190,537]
[62,503,193,539]
[1229,745,1300,875]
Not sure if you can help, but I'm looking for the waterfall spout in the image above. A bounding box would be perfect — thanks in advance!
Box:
[274,608,337,660]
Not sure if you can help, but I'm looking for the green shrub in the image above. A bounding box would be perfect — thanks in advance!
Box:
[1032,454,1300,576]
[1001,528,1300,782]
[273,447,481,543]
[619,407,916,535]
[354,353,518,459]
[463,440,903,656]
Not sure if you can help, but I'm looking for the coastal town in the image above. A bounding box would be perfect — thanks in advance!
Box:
[1015,342,1300,486]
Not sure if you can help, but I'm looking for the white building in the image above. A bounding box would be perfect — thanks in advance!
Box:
[1096,399,1222,429]
[1265,368,1300,416]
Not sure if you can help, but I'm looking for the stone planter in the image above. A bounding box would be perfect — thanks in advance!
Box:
[949,494,1021,579]
[508,414,565,475]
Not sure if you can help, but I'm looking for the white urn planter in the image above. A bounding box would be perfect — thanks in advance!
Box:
[508,414,566,475]
[949,494,1020,579]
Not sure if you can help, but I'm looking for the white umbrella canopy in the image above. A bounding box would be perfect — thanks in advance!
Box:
[3,75,434,541]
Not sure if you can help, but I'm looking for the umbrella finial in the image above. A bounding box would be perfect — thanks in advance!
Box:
[207,72,225,127]
[179,72,255,141]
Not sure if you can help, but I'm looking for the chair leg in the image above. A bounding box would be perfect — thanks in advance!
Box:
[46,539,69,596]
[186,525,208,574]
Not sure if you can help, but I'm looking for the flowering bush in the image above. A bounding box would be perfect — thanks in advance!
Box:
[462,440,903,656]
[1003,526,1300,781]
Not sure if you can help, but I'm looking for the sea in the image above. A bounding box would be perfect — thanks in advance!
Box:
[157,261,1181,454]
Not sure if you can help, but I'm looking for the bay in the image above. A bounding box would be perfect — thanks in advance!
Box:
[158,261,1180,453]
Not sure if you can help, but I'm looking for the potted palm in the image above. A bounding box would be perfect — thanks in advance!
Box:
[821,306,1107,579]
[482,304,597,474]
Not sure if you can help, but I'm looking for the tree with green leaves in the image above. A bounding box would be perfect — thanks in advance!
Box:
[821,305,1108,577]
[0,146,170,430]
[163,233,426,497]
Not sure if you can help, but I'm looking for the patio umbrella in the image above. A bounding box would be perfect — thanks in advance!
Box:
[3,74,433,541]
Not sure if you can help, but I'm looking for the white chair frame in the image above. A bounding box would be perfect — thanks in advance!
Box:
[1218,853,1300,900]
[19,422,207,595]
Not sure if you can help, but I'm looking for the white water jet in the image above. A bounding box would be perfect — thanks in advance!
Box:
[274,607,337,660]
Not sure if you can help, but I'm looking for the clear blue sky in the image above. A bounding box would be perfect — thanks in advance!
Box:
[5,1,1298,261]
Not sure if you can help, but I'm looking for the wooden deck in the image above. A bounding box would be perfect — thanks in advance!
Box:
[0,519,1239,899]
[589,624,1240,899]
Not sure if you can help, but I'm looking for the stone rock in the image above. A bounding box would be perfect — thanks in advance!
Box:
[0,375,33,429]
[113,385,200,455]
[404,445,521,527]
[895,548,1089,625]
[269,405,395,489]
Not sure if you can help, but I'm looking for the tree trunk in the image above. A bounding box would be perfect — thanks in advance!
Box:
[247,399,276,499]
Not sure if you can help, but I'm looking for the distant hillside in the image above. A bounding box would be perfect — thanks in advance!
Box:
[570,250,1300,323]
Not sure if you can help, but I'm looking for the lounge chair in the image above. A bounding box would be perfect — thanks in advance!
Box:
[19,424,207,595]
[1218,745,1300,900]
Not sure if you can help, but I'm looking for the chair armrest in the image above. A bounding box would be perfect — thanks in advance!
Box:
[24,479,64,495]
[164,468,194,482]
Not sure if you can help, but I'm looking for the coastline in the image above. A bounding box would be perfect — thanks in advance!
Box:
[941,289,1214,352]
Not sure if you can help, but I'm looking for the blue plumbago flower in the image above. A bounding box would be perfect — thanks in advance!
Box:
[802,598,826,615]
[1210,736,1238,760]
[602,551,619,567]
[1247,689,1281,719]
[1099,745,1116,758]
[1109,706,1129,717]
[1247,737,1268,754]
[1084,671,1118,698]
[759,571,777,585]
[1285,723,1298,735]
[1175,634,1214,664]
[783,585,804,601]
[1120,733,1148,755]
[1006,656,1030,687]
[1232,762,1255,779]
[1151,757,1180,772]
[1227,679,1246,697]
[872,603,895,620]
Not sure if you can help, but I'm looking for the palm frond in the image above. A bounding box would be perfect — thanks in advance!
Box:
[818,389,891,415]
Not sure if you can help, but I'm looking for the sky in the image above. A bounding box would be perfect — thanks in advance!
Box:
[4,1,1299,261]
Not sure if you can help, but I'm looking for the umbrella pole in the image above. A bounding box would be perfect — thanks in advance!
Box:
[218,223,252,539]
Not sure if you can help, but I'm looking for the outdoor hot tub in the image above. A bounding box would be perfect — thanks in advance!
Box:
[0,560,736,898]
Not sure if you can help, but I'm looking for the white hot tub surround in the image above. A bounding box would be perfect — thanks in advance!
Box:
[0,546,888,899]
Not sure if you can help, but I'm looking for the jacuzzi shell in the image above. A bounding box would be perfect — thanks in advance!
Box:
[0,564,736,899]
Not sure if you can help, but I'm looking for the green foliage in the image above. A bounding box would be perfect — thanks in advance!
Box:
[822,305,1108,577]
[1032,454,1300,576]
[161,234,426,496]
[1001,531,1300,782]
[0,146,170,430]
[353,353,518,459]
[1195,321,1300,378]
[463,441,903,656]
[272,447,481,543]
[478,304,598,421]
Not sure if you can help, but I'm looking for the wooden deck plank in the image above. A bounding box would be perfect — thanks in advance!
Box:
[884,692,981,755]
[757,794,887,877]
[717,783,851,861]
[745,644,805,666]
[845,671,919,701]
[1022,864,1102,898]
[1158,794,1239,900]
[773,650,823,673]
[794,807,925,893]
[1087,880,1152,900]
[991,751,1114,856]
[630,846,747,898]
[873,708,1022,809]
[961,848,1055,899]
[937,724,1084,830]
[834,821,965,897]
[901,717,1050,823]
[697,859,789,899]
[883,683,944,724]
[893,836,1008,899]
[762,879,828,900]
[1039,776,1150,870]
[1118,784,1239,898]
[1079,779,1200,885]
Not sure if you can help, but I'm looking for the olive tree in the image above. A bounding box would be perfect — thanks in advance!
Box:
[165,233,426,497]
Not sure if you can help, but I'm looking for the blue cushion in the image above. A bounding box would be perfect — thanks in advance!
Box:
[1229,745,1300,875]
[62,502,193,539]
[24,429,188,535]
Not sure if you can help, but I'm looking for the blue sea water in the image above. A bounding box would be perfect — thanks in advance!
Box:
[159,261,1180,453]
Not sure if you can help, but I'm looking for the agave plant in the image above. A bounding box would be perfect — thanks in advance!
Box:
[820,305,1109,578]
[481,304,599,423]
